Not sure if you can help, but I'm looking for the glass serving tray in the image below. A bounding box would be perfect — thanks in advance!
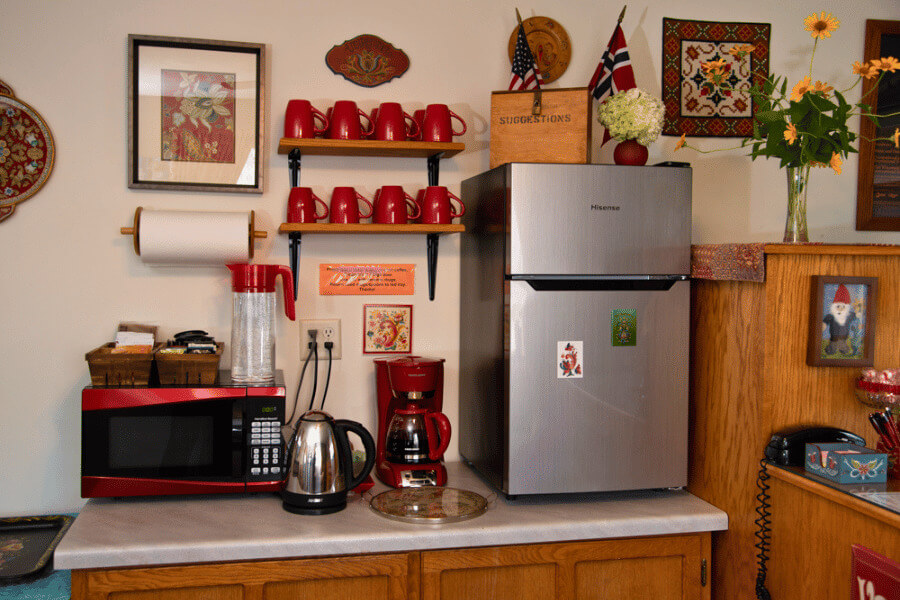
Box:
[369,487,489,524]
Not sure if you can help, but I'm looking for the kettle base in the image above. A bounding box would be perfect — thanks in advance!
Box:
[281,490,347,515]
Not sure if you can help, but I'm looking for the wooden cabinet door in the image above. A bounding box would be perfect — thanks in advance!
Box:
[421,533,710,600]
[71,552,415,600]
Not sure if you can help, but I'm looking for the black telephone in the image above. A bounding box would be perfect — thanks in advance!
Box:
[755,426,866,600]
[764,425,866,466]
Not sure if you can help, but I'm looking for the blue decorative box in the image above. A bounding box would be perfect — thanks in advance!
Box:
[805,443,887,484]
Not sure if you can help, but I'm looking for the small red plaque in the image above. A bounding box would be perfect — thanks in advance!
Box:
[851,544,900,600]
[325,34,410,88]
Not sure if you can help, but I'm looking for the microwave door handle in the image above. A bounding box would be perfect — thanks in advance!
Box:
[232,403,245,480]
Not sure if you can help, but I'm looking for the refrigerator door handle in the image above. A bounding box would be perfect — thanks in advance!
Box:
[511,275,688,292]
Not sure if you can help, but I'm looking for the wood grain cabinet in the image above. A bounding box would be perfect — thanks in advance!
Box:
[70,533,711,600]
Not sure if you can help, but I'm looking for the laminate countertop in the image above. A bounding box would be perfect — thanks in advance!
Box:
[54,462,728,570]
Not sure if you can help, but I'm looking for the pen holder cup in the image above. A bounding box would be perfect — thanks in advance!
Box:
[876,440,900,479]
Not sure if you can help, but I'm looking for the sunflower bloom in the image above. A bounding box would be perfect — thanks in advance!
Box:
[804,12,840,39]
[728,44,755,59]
[893,128,899,149]
[829,152,842,174]
[675,134,686,151]
[784,123,798,145]
[791,76,812,102]
[877,56,899,73]
[853,61,879,79]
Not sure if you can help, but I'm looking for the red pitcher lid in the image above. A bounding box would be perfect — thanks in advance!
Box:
[226,264,296,320]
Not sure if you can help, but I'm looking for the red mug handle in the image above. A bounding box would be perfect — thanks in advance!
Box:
[358,109,374,137]
[449,110,467,137]
[404,112,420,140]
[313,194,329,220]
[425,412,452,461]
[356,192,374,219]
[312,108,329,136]
[404,193,421,220]
[447,191,466,218]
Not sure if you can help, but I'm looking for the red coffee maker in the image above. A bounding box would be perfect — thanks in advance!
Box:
[374,356,450,487]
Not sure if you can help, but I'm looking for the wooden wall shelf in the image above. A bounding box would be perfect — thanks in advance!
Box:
[279,223,464,234]
[277,137,464,158]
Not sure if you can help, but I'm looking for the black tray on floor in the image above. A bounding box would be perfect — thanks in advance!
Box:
[0,515,73,586]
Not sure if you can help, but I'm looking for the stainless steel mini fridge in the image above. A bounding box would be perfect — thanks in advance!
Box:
[459,163,691,497]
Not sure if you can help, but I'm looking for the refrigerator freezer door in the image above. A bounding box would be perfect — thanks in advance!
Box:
[506,279,689,495]
[506,163,691,276]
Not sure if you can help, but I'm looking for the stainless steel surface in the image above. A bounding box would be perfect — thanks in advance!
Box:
[459,163,692,497]
[284,411,345,495]
[506,163,691,276]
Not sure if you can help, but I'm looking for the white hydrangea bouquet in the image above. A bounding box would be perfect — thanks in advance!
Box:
[596,88,664,146]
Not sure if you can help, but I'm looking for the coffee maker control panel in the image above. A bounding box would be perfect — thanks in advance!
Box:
[400,469,438,487]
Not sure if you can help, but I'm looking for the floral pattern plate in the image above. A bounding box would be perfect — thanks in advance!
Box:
[369,487,488,524]
[0,93,55,222]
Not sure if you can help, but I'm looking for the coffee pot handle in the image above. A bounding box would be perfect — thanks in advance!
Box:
[425,412,452,461]
[335,419,376,490]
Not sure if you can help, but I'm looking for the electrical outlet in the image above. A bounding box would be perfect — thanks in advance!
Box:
[301,319,341,360]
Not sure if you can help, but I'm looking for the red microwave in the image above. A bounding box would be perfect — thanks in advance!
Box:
[81,372,286,498]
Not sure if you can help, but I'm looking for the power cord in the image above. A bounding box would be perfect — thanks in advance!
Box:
[320,342,333,411]
[307,332,318,412]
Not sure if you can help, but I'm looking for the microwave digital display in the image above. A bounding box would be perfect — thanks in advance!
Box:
[108,415,214,469]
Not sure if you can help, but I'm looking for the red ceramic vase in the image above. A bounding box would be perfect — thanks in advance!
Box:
[613,139,649,166]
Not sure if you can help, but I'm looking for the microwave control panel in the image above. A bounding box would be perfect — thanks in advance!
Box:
[246,398,284,482]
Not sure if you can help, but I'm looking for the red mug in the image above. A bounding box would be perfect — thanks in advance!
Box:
[374,102,419,142]
[287,187,328,223]
[329,100,374,140]
[374,186,420,224]
[330,186,373,223]
[284,99,329,139]
[422,104,467,142]
[418,186,465,224]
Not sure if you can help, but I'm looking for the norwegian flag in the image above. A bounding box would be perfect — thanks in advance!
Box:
[508,23,543,91]
[589,24,636,143]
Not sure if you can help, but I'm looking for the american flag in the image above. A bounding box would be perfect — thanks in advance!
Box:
[508,24,543,91]
[588,24,635,102]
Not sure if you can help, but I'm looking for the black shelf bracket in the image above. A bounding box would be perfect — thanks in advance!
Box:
[288,232,301,302]
[288,148,301,187]
[426,233,440,301]
[427,152,445,186]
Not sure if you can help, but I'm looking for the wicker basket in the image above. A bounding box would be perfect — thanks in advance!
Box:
[85,343,161,387]
[154,343,224,386]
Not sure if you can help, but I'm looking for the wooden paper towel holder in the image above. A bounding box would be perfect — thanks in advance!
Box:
[120,206,267,259]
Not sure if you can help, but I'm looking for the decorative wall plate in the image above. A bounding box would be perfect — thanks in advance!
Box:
[508,16,571,84]
[325,34,410,87]
[0,92,55,223]
[0,79,14,97]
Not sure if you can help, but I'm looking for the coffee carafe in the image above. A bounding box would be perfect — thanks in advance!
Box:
[282,410,375,515]
[374,356,450,487]
[227,264,295,383]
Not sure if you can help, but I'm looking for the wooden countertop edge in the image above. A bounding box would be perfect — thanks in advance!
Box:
[762,243,900,256]
[768,465,900,529]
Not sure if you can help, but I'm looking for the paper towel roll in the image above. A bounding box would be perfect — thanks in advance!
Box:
[137,209,252,266]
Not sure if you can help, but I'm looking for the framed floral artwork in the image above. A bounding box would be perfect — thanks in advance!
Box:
[661,18,770,137]
[807,276,878,367]
[364,304,412,354]
[127,34,265,193]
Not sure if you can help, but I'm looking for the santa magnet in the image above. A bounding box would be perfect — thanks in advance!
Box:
[807,276,878,367]
[558,341,583,378]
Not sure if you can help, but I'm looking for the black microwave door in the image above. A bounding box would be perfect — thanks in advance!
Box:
[82,398,240,481]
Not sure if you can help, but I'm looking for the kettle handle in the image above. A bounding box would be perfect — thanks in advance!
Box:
[425,412,452,462]
[334,419,376,491]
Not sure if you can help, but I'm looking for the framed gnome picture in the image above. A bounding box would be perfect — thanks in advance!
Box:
[807,276,878,367]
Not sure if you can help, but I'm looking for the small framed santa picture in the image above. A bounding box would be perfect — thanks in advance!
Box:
[807,276,878,367]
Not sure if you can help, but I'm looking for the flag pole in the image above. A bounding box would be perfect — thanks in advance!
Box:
[617,5,627,25]
[515,8,542,115]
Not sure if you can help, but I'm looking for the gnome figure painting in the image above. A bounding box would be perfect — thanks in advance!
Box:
[807,276,878,367]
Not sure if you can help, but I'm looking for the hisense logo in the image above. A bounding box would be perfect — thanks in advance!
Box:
[590,205,620,211]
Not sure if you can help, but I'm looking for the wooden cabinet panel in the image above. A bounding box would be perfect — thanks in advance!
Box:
[108,585,243,600]
[263,574,391,600]
[574,556,682,600]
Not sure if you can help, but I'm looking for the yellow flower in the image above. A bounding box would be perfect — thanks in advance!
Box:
[812,80,834,96]
[701,59,727,74]
[728,44,755,58]
[893,128,899,149]
[804,12,840,39]
[675,134,686,151]
[829,152,842,174]
[877,56,899,73]
[784,123,798,145]
[791,76,812,102]
[853,61,879,80]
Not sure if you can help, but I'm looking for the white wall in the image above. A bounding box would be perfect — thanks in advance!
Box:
[1,0,897,516]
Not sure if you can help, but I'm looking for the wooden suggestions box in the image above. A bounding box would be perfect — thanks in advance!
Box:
[490,87,592,168]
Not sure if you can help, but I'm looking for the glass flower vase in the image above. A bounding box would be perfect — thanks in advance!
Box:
[783,165,810,243]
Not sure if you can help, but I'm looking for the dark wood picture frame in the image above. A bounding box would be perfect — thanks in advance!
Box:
[855,19,900,230]
[807,276,878,367]
[127,34,266,193]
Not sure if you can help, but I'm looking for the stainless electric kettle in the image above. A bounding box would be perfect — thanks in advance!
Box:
[282,410,375,515]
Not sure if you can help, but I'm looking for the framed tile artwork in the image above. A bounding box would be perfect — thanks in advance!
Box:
[661,18,770,137]
[363,304,412,354]
[807,276,878,367]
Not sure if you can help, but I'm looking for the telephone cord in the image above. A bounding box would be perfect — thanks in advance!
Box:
[754,458,772,600]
